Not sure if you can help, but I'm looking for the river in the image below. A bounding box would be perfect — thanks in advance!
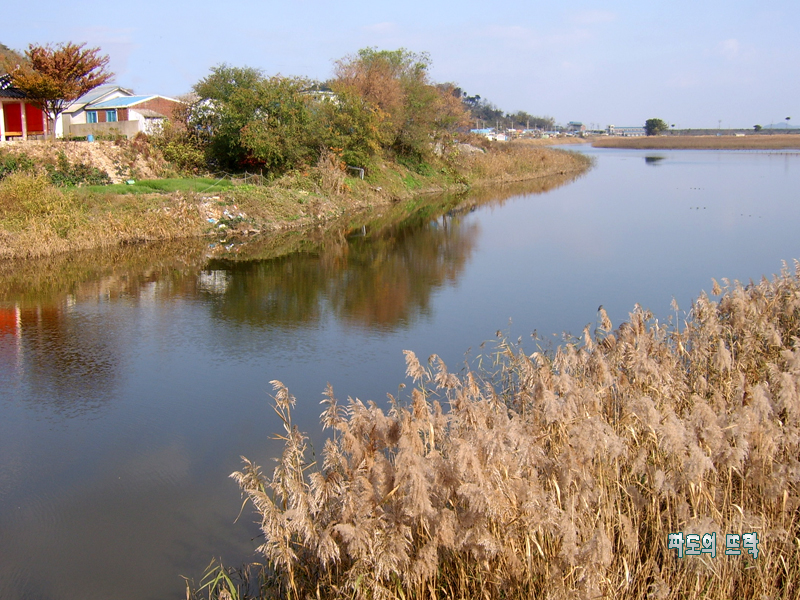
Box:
[1,146,799,599]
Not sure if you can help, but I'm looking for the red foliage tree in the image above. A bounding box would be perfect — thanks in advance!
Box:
[5,42,113,139]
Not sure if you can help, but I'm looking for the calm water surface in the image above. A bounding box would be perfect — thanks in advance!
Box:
[1,147,799,599]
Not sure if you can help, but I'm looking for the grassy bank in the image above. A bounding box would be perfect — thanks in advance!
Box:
[0,142,591,260]
[592,134,800,150]
[217,264,800,600]
[0,170,586,308]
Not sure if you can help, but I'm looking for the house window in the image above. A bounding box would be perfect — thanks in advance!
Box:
[87,111,98,124]
[106,110,117,122]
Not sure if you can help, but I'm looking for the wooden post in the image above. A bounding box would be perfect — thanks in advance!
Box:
[20,101,27,141]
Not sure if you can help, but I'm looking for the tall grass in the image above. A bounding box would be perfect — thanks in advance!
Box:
[231,263,800,599]
[454,143,592,184]
[0,172,206,259]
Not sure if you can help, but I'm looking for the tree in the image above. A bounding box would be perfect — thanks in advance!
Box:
[754,124,762,132]
[332,48,468,161]
[0,43,26,71]
[312,87,385,167]
[644,118,668,136]
[192,64,316,172]
[3,42,113,139]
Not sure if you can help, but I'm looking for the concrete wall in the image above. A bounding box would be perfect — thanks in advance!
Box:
[67,120,140,139]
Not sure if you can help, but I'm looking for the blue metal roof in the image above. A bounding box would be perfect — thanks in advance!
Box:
[89,95,156,109]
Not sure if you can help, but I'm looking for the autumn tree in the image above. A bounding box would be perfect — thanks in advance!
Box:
[0,43,26,71]
[332,48,468,162]
[4,42,113,139]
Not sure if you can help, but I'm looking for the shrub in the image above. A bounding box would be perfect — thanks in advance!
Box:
[0,150,36,180]
[45,151,111,186]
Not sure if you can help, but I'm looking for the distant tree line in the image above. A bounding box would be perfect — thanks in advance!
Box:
[453,88,555,130]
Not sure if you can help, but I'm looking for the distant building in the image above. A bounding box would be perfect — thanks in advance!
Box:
[567,121,586,133]
[607,125,646,137]
[470,128,508,141]
[300,89,338,104]
[56,85,133,137]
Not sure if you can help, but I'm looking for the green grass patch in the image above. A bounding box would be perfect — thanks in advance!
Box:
[402,173,423,190]
[80,177,235,195]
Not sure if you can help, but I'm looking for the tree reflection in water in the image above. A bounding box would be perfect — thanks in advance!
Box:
[206,213,477,330]
[0,171,582,415]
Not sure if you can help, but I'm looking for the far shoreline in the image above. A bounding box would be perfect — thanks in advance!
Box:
[591,133,800,150]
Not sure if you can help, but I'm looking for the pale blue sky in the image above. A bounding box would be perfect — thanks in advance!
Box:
[4,1,798,129]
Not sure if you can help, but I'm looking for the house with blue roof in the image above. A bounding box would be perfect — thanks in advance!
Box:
[59,85,183,139]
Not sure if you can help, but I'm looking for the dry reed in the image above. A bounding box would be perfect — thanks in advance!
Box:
[232,262,800,600]
[454,143,591,185]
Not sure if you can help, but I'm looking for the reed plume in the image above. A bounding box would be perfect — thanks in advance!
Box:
[231,261,800,599]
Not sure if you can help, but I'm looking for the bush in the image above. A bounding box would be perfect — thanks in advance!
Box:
[45,151,111,186]
[0,171,76,219]
[149,119,208,175]
[0,150,36,180]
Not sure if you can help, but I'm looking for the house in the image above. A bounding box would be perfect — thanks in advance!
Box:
[470,128,508,141]
[61,87,183,139]
[55,84,134,137]
[0,74,49,140]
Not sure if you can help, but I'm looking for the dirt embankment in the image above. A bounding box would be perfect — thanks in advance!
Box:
[0,139,169,183]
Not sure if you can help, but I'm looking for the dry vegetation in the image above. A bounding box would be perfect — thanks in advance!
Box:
[0,142,590,259]
[228,265,800,600]
[592,135,800,151]
[0,171,206,259]
[453,143,590,186]
[0,139,171,182]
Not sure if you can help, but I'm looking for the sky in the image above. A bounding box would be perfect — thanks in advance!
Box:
[3,1,799,130]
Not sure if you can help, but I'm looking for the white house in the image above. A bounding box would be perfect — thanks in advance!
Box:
[58,86,183,139]
[56,85,133,137]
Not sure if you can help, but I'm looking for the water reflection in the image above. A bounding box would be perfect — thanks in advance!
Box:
[644,155,666,165]
[207,213,477,330]
[18,305,118,415]
[0,170,588,600]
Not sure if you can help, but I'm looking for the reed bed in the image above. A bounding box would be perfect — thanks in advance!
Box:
[230,263,800,600]
[592,134,800,150]
[455,143,591,185]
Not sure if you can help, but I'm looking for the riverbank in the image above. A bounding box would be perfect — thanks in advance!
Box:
[0,141,591,260]
[592,133,800,150]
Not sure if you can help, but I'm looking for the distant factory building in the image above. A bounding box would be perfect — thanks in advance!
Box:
[607,125,646,137]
